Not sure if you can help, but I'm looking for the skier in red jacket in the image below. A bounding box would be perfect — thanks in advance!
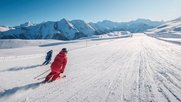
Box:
[44,48,68,82]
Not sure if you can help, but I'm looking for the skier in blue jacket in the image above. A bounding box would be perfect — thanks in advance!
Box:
[42,50,53,65]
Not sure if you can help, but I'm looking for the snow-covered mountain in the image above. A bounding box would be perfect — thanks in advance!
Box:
[148,17,181,33]
[90,19,163,33]
[0,18,163,40]
[0,26,12,32]
[146,17,181,38]
[71,20,97,36]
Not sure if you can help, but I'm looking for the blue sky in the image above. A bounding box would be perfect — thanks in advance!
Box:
[0,0,181,26]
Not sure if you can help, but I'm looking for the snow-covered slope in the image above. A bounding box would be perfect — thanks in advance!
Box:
[148,17,181,34]
[0,18,163,40]
[19,21,34,27]
[0,33,180,102]
[89,31,132,39]
[125,19,163,32]
[89,20,120,33]
[146,17,181,43]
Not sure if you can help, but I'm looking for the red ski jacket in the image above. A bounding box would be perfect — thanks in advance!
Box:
[51,52,67,73]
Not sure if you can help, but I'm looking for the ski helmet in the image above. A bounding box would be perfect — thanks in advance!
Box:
[62,48,68,53]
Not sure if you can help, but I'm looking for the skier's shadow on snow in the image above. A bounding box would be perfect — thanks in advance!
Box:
[0,82,41,98]
[1,64,42,72]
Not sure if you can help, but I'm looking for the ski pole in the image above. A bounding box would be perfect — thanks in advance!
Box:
[34,69,50,79]
[37,76,46,80]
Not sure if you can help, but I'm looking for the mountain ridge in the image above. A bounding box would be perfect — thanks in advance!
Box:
[0,18,163,40]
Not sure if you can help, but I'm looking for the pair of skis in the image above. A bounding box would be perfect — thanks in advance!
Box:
[36,75,66,80]
[40,75,66,83]
[34,69,66,81]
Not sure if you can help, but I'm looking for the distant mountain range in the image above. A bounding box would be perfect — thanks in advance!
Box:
[0,18,163,40]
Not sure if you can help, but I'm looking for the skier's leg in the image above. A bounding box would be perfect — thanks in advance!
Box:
[45,61,48,65]
[44,72,56,82]
[51,73,60,81]
[45,60,50,65]
[42,60,47,65]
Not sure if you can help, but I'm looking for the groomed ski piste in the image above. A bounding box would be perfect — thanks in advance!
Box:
[0,33,181,102]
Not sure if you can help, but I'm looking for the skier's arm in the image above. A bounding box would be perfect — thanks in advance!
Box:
[61,58,67,73]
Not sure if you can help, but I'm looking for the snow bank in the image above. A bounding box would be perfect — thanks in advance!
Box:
[0,39,64,49]
[0,54,44,62]
[79,31,132,40]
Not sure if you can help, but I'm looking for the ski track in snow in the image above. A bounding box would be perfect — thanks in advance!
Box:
[0,33,181,102]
